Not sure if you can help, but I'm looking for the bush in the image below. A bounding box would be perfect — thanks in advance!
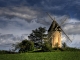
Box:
[62,47,80,51]
[42,42,52,52]
[0,50,18,54]
[16,40,34,53]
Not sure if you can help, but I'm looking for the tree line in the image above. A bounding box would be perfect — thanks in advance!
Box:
[13,26,79,53]
[13,27,52,53]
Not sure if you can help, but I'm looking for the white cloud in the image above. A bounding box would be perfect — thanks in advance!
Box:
[47,16,80,35]
[46,14,80,48]
[48,15,80,48]
[62,34,80,48]
[0,12,80,50]
[62,18,80,34]
[0,17,46,36]
[0,6,41,21]
[0,17,47,50]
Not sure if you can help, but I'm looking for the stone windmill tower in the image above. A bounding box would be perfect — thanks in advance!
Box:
[47,13,72,48]
[48,20,61,48]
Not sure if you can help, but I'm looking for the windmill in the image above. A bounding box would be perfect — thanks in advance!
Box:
[47,13,72,48]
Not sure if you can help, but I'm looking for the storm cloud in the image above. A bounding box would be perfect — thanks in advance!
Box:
[0,0,80,50]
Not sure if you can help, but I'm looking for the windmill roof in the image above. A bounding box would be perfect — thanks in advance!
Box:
[48,20,55,32]
[48,20,61,32]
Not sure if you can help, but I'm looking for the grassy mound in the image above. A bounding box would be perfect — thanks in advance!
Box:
[0,52,80,60]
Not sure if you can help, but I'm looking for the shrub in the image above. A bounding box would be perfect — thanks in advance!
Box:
[62,42,67,48]
[15,39,34,53]
[42,42,52,52]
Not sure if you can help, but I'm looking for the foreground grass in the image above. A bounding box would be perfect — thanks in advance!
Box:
[0,52,80,60]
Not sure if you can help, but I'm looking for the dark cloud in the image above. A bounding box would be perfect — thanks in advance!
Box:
[0,0,28,7]
[0,6,42,22]
[0,0,80,50]
[62,19,80,35]
[0,33,29,50]
[0,0,80,21]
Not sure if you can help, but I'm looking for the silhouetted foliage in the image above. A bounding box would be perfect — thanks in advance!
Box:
[28,27,47,48]
[62,42,67,48]
[63,47,80,51]
[42,42,52,52]
[14,39,34,53]
[0,50,18,54]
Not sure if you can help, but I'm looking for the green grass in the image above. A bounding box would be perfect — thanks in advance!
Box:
[0,52,80,60]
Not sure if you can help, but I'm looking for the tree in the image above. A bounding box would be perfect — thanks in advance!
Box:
[62,42,67,48]
[14,39,34,53]
[28,27,47,48]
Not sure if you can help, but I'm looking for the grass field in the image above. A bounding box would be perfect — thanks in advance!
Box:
[0,51,80,60]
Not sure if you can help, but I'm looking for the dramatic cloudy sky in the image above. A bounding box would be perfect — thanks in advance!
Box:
[0,0,80,50]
